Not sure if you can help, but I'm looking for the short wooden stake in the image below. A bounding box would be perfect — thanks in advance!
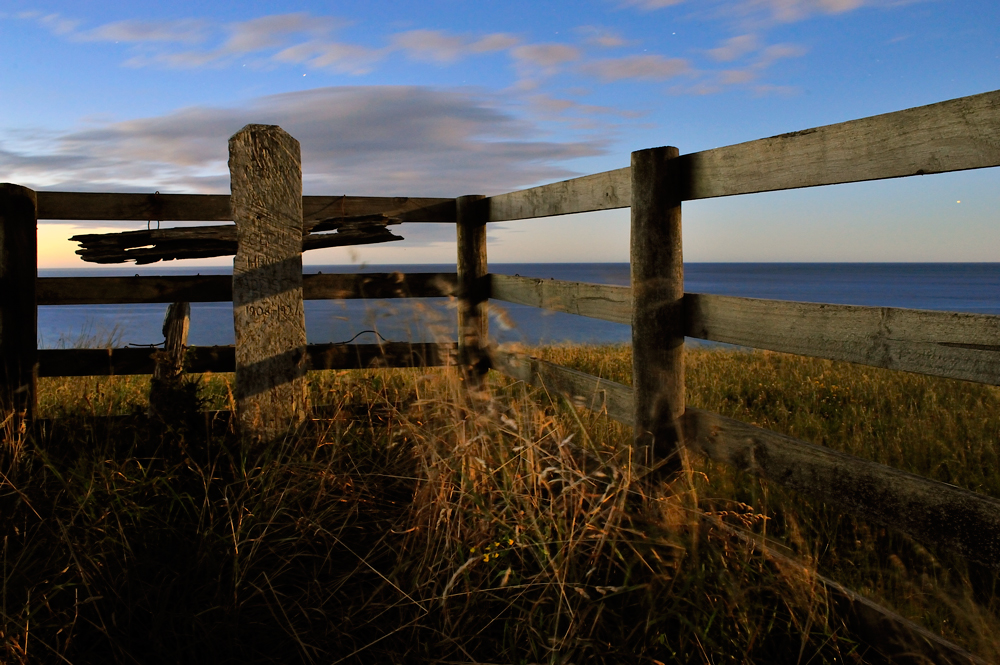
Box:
[630,146,685,472]
[148,302,190,419]
[456,194,489,387]
[0,184,38,423]
[229,124,309,440]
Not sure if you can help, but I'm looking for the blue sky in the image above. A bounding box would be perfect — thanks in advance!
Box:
[2,0,998,267]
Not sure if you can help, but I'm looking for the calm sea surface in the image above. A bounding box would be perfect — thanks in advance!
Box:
[37,263,1000,349]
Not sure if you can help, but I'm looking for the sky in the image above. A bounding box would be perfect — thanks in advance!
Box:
[2,0,998,268]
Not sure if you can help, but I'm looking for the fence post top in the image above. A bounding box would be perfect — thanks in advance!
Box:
[630,145,680,161]
[0,183,38,199]
[228,123,298,145]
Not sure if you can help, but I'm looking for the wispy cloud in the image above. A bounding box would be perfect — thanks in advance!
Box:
[22,11,379,74]
[2,87,607,202]
[20,11,80,35]
[512,43,583,70]
[707,34,759,61]
[617,0,898,28]
[619,0,687,9]
[391,29,519,63]
[575,26,631,48]
[581,55,690,81]
[272,41,385,75]
[78,19,208,44]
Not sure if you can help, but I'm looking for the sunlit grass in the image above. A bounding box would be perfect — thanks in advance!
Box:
[3,346,998,663]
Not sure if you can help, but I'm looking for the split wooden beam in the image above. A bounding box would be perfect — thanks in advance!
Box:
[69,213,403,264]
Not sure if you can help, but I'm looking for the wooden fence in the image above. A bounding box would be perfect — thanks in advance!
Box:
[1,88,999,662]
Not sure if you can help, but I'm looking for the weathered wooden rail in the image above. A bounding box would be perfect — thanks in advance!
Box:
[2,88,999,663]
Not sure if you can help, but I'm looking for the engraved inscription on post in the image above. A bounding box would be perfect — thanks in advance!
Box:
[229,124,309,439]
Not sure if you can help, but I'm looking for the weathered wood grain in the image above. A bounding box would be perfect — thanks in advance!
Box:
[483,88,1000,220]
[229,124,309,438]
[37,272,458,305]
[683,407,1000,568]
[69,214,403,264]
[489,280,1000,385]
[0,184,38,418]
[631,146,685,468]
[676,88,1000,200]
[37,343,456,376]
[491,349,634,426]
[485,168,630,222]
[685,293,1000,386]
[489,274,631,324]
[36,191,456,223]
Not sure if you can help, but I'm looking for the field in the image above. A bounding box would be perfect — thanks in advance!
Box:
[3,346,999,663]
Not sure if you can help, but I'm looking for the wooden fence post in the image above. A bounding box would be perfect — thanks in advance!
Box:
[0,184,38,423]
[148,302,190,420]
[456,195,488,386]
[630,147,685,472]
[229,124,309,441]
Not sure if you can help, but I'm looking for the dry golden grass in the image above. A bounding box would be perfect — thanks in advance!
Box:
[2,346,997,663]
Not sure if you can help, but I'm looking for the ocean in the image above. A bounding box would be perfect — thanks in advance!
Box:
[37,263,1000,349]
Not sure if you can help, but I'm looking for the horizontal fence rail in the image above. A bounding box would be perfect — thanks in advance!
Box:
[488,274,1000,386]
[38,272,459,305]
[490,274,631,324]
[486,168,631,222]
[491,349,1000,569]
[484,89,1000,222]
[686,293,1000,386]
[38,342,456,377]
[35,192,457,223]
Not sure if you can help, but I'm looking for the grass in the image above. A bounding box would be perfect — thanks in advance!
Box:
[2,345,999,663]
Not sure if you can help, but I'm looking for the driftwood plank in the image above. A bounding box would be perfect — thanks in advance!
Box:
[69,214,403,264]
[685,293,1000,386]
[36,192,456,223]
[483,89,1000,220]
[485,168,630,222]
[491,349,1000,569]
[37,272,458,305]
[489,274,631,324]
[37,342,456,377]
